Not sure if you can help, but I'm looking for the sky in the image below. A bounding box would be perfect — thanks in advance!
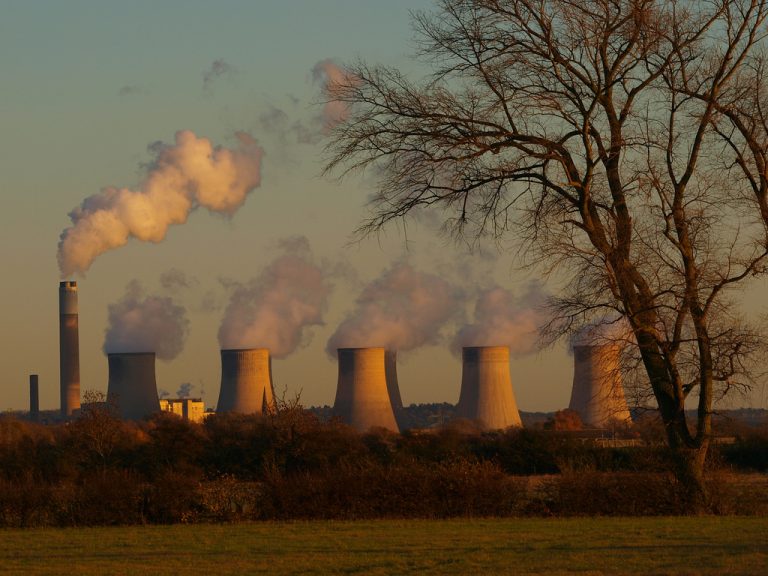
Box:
[1,1,766,413]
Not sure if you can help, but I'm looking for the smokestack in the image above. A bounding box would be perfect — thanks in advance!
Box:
[569,344,631,427]
[456,346,522,429]
[59,281,80,417]
[333,347,399,432]
[106,352,160,420]
[217,348,275,414]
[29,374,39,422]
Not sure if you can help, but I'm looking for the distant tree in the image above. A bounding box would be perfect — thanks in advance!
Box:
[325,0,768,508]
[545,409,584,431]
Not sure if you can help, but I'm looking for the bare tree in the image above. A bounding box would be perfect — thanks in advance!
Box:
[324,0,768,507]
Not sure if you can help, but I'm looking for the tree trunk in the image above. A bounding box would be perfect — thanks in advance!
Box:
[667,420,710,513]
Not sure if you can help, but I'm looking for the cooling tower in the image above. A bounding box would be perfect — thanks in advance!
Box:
[29,374,39,422]
[106,352,160,420]
[59,281,80,417]
[456,346,523,429]
[569,344,631,427]
[385,349,403,412]
[217,348,275,414]
[333,347,399,432]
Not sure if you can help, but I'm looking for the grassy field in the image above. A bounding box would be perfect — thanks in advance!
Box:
[1,517,766,575]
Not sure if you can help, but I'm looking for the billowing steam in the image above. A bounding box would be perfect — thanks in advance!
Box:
[453,282,548,355]
[312,59,358,133]
[104,281,189,360]
[218,237,331,357]
[58,130,263,276]
[570,318,633,349]
[176,382,193,398]
[327,262,460,356]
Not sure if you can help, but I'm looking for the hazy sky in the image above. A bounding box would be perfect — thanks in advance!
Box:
[1,1,766,413]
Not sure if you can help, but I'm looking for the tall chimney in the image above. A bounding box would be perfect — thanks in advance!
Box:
[106,352,160,420]
[29,374,39,422]
[569,343,631,427]
[217,348,275,414]
[456,346,522,429]
[333,347,399,432]
[59,281,80,417]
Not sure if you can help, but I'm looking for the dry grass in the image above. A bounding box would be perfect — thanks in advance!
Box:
[1,517,766,575]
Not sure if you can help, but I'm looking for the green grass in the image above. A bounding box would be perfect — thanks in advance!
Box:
[1,517,766,575]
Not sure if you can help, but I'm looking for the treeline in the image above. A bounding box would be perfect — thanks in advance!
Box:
[0,404,766,527]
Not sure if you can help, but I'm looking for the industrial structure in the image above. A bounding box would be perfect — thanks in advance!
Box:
[29,374,39,422]
[569,340,632,427]
[106,352,160,420]
[59,281,80,417]
[456,346,523,429]
[333,347,399,432]
[217,348,275,414]
[384,349,404,425]
[160,398,206,423]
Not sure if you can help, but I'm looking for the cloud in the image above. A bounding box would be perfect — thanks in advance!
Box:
[203,58,234,90]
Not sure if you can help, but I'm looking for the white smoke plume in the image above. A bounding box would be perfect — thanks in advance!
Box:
[176,382,193,398]
[570,318,633,349]
[327,262,461,356]
[104,281,189,360]
[218,237,331,357]
[312,59,358,134]
[58,130,263,277]
[453,282,548,356]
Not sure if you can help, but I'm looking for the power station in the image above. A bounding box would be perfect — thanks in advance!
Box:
[333,347,399,432]
[106,352,160,420]
[59,281,80,417]
[569,336,631,427]
[217,348,275,414]
[456,346,523,429]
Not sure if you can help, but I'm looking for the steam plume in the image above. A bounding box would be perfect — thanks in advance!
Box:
[312,59,358,133]
[218,237,331,357]
[327,262,460,356]
[453,282,548,355]
[104,281,189,360]
[58,130,263,276]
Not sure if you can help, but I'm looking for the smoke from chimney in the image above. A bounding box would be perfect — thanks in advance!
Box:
[218,237,331,357]
[57,130,263,276]
[104,281,189,360]
[327,262,460,356]
[453,282,548,355]
[312,59,358,133]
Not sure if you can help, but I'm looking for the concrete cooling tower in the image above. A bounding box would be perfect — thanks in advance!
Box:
[106,352,160,420]
[217,348,275,415]
[333,347,399,432]
[569,343,631,427]
[456,346,523,429]
[385,349,403,410]
[59,281,80,417]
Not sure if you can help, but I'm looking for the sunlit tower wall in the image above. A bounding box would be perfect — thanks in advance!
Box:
[456,346,523,429]
[569,343,632,427]
[217,348,275,415]
[29,374,39,422]
[59,281,80,417]
[106,352,160,420]
[333,347,399,432]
